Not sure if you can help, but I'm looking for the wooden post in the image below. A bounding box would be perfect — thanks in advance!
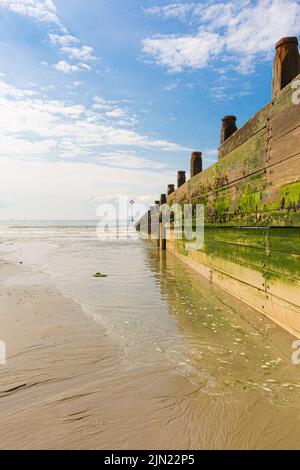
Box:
[190,152,203,178]
[147,210,151,236]
[167,184,175,196]
[159,220,166,251]
[220,115,237,145]
[160,194,167,205]
[177,171,186,188]
[272,37,300,98]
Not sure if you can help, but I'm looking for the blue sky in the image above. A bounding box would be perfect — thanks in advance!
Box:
[0,0,299,218]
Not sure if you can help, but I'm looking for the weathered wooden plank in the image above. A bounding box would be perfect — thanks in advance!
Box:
[266,154,300,203]
[269,227,300,254]
[269,126,300,165]
[204,227,265,250]
[219,102,270,160]
[270,102,300,142]
[270,73,299,114]
[266,250,300,282]
[216,129,267,182]
[267,277,300,312]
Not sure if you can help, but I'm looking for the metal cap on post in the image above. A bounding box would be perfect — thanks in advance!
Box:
[272,36,300,98]
[190,152,203,178]
[177,171,186,188]
[167,184,175,196]
[220,115,237,145]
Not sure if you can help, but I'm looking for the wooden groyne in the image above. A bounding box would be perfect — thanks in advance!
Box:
[137,37,300,337]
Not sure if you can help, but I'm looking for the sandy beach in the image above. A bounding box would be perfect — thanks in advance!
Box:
[1,236,300,450]
[0,257,187,450]
[0,255,207,450]
[0,257,120,449]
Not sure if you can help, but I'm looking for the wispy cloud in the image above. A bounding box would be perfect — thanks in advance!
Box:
[143,0,300,73]
[164,79,180,91]
[0,78,186,166]
[60,45,96,62]
[53,61,81,74]
[53,60,91,73]
[0,0,60,25]
[105,108,127,118]
[144,3,196,22]
[144,31,222,72]
[50,36,98,73]
[97,152,170,170]
[0,76,177,218]
[48,33,80,46]
[92,96,138,126]
[0,0,99,73]
[0,80,36,97]
[49,33,97,66]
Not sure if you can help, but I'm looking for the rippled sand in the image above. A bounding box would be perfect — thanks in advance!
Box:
[1,239,300,449]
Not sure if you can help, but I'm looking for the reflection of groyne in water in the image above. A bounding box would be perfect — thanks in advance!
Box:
[137,37,300,337]
[145,246,300,393]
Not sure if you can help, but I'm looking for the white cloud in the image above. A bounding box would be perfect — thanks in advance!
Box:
[0,80,36,97]
[0,0,60,24]
[92,97,137,125]
[61,45,96,62]
[143,0,300,73]
[98,153,169,170]
[224,0,300,55]
[164,79,180,91]
[79,63,92,71]
[106,108,127,118]
[48,24,98,72]
[41,84,55,91]
[92,95,114,111]
[0,77,186,218]
[144,3,195,21]
[52,42,97,73]
[0,78,185,163]
[48,33,80,46]
[143,31,222,72]
[0,2,99,73]
[53,60,91,74]
[0,136,57,159]
[53,61,80,73]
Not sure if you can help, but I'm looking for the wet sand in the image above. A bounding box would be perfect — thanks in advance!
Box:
[1,255,300,450]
